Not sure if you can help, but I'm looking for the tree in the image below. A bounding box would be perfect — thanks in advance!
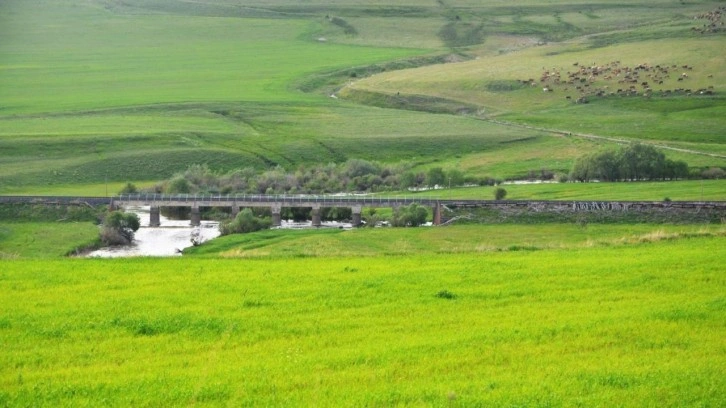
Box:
[446,169,465,187]
[100,211,140,245]
[219,209,271,235]
[494,187,507,200]
[426,167,446,187]
[392,204,428,227]
[119,182,138,194]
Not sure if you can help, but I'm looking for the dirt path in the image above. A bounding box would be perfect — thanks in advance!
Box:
[481,117,726,159]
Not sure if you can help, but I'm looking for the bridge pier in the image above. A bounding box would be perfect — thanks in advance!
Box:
[271,204,282,227]
[231,204,240,218]
[432,203,442,226]
[311,205,321,227]
[351,205,362,227]
[149,206,161,227]
[190,205,201,227]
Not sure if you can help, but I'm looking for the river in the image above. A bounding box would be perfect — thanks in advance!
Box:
[87,206,354,257]
[87,206,221,257]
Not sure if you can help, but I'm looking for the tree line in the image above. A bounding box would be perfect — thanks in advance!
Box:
[570,144,689,182]
[146,160,496,196]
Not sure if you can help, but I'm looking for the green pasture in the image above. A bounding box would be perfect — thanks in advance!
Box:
[1,0,725,195]
[0,223,99,259]
[345,36,726,145]
[1,236,724,406]
[186,224,725,258]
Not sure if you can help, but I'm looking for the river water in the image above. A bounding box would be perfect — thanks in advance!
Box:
[87,206,353,257]
[88,206,221,258]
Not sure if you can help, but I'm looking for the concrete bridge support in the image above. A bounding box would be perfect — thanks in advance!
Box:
[231,204,240,218]
[311,205,321,227]
[190,205,201,227]
[432,203,442,226]
[351,205,362,227]
[149,206,161,227]
[271,204,282,227]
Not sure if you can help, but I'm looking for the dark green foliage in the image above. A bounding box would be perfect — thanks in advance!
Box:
[0,204,99,223]
[426,167,446,187]
[571,144,689,182]
[118,183,138,194]
[101,211,140,245]
[485,80,529,92]
[494,187,508,200]
[154,160,477,196]
[435,290,457,300]
[220,209,272,236]
[329,16,358,35]
[438,21,484,48]
[392,204,428,227]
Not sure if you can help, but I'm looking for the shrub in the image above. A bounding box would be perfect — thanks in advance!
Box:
[494,187,507,200]
[119,182,138,194]
[220,209,271,235]
[391,204,428,227]
[435,290,457,300]
[101,211,140,245]
[701,167,725,179]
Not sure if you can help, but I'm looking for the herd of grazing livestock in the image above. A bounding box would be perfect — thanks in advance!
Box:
[519,59,716,104]
[511,8,721,104]
[691,6,725,34]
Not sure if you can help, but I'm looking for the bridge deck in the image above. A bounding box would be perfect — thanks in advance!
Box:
[0,194,724,210]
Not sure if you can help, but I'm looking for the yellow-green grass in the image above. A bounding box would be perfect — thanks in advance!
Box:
[186,224,725,258]
[0,223,99,259]
[1,236,724,406]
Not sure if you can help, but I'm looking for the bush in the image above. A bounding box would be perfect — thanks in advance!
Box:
[392,204,428,227]
[494,187,507,200]
[701,167,725,179]
[101,211,140,245]
[119,182,138,194]
[220,209,271,235]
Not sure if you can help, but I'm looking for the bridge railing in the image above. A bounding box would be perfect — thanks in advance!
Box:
[115,193,442,205]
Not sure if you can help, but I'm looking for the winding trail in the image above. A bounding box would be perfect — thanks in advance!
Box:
[479,117,726,159]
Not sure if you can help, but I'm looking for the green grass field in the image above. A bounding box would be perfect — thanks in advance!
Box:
[1,1,725,405]
[1,0,724,195]
[1,236,724,406]
[0,223,99,259]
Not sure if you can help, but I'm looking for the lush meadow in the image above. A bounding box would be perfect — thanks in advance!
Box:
[1,0,724,194]
[1,1,725,405]
[1,236,724,406]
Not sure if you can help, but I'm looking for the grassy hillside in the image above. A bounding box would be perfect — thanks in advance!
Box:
[185,224,725,258]
[0,0,723,195]
[1,236,724,406]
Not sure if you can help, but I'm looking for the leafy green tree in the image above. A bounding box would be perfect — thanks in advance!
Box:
[446,169,465,187]
[392,204,428,227]
[119,182,138,195]
[220,209,271,235]
[426,167,446,187]
[100,211,140,245]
